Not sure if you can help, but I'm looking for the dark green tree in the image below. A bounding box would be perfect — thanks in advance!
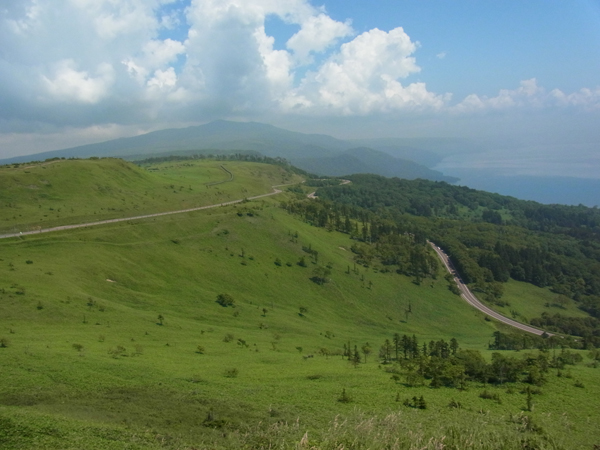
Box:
[216,293,235,307]
[361,343,372,363]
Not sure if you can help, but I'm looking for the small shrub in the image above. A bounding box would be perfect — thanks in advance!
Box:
[25,260,33,264]
[574,380,585,388]
[403,396,427,409]
[480,389,501,403]
[224,368,239,378]
[511,414,544,434]
[216,293,235,307]
[0,337,9,348]
[203,409,227,428]
[72,343,84,352]
[196,345,205,354]
[223,333,234,343]
[448,399,462,409]
[337,388,352,403]
[189,374,206,384]
[519,387,542,395]
[109,345,127,358]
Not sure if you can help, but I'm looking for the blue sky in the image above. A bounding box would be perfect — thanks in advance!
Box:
[0,0,599,180]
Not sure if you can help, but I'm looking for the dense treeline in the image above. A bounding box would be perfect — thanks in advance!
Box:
[369,334,583,389]
[316,174,600,233]
[305,175,600,332]
[529,313,600,346]
[282,197,439,283]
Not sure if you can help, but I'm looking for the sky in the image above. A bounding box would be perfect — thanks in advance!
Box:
[1,0,599,180]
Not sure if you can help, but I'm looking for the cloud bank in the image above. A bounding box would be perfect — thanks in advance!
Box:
[0,0,599,155]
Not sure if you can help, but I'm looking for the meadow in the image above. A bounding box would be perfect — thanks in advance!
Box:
[0,157,299,235]
[1,159,599,449]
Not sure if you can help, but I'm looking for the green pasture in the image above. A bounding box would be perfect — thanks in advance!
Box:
[0,158,300,234]
[487,279,589,323]
[0,160,599,449]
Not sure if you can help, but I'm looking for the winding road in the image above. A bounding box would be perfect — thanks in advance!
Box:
[0,174,553,338]
[428,241,551,336]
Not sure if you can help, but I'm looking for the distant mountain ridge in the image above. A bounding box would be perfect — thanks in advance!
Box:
[0,120,458,182]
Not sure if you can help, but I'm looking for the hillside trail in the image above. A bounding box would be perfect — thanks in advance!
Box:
[0,182,295,240]
[307,179,350,199]
[1,175,553,337]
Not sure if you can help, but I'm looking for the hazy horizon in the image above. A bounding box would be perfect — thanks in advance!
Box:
[1,0,599,203]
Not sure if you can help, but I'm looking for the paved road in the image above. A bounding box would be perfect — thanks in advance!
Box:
[0,179,550,338]
[307,179,351,199]
[428,241,551,336]
[0,186,285,240]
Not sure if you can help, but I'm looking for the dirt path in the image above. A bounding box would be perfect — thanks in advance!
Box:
[0,185,286,240]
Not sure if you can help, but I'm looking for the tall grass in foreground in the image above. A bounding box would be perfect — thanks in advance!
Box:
[221,410,564,450]
[0,407,565,450]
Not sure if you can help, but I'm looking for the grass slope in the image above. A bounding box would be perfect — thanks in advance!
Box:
[0,160,599,449]
[490,279,590,323]
[0,158,299,234]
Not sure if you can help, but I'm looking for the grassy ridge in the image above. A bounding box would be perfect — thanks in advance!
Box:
[1,160,599,449]
[0,158,300,234]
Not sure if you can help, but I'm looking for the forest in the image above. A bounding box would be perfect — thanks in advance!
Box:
[283,174,600,345]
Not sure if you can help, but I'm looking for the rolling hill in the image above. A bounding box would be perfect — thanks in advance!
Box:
[0,120,458,182]
[0,158,598,449]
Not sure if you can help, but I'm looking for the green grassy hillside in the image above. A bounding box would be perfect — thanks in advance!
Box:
[1,159,599,449]
[0,158,299,234]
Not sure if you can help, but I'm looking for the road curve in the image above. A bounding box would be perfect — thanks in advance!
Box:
[428,241,551,336]
[0,185,286,240]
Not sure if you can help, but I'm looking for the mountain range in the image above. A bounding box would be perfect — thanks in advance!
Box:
[0,120,459,182]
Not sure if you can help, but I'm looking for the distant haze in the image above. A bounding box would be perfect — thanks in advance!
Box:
[1,1,599,205]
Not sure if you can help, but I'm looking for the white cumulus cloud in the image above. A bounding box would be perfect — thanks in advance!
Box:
[453,79,600,113]
[286,13,353,64]
[42,60,115,104]
[284,27,448,114]
[1,0,599,158]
